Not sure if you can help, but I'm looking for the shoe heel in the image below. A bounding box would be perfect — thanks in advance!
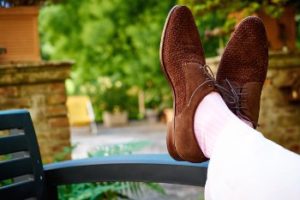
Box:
[167,121,183,161]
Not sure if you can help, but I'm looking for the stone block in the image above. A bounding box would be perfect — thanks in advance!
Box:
[0,61,72,163]
[49,117,70,128]
[48,83,66,94]
[0,86,19,97]
[0,97,31,107]
[35,131,51,140]
[0,61,72,85]
[50,127,70,139]
[21,84,49,96]
[46,105,68,117]
[46,94,66,105]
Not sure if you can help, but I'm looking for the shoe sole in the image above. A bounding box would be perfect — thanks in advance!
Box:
[159,5,183,161]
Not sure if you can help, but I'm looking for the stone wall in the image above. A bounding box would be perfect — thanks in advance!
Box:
[0,61,72,163]
[207,52,300,154]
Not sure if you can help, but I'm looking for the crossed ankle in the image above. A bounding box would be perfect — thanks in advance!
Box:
[194,92,235,158]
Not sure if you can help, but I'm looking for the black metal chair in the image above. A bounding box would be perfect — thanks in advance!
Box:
[0,110,208,200]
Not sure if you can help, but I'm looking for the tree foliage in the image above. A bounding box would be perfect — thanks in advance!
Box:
[180,0,300,18]
[179,0,300,35]
[40,0,299,121]
[39,0,175,120]
[178,0,300,54]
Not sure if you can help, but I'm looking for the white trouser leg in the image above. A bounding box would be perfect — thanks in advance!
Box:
[205,120,300,200]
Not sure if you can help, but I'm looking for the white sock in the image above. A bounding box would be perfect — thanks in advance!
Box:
[241,118,254,128]
[194,92,244,158]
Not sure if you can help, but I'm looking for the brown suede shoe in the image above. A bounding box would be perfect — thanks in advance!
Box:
[160,5,215,162]
[216,16,268,128]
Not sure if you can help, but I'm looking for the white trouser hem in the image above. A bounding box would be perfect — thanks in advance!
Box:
[205,120,300,200]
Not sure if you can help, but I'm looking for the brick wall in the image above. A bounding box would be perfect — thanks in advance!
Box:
[207,52,300,154]
[0,61,72,163]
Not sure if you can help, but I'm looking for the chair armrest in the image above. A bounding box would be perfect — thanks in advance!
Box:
[44,154,208,187]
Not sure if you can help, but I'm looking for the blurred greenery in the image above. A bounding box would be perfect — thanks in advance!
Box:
[179,0,300,18]
[0,154,13,187]
[180,0,300,52]
[57,141,166,200]
[180,0,300,51]
[39,0,299,121]
[39,0,176,121]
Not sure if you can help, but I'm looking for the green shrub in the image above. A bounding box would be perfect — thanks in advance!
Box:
[39,0,175,121]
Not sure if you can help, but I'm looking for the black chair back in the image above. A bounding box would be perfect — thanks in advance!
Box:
[0,110,46,200]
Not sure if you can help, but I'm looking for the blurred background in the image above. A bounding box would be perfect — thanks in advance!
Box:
[0,0,300,199]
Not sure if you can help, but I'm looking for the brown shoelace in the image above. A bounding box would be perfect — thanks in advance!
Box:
[187,64,215,106]
[198,64,256,126]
